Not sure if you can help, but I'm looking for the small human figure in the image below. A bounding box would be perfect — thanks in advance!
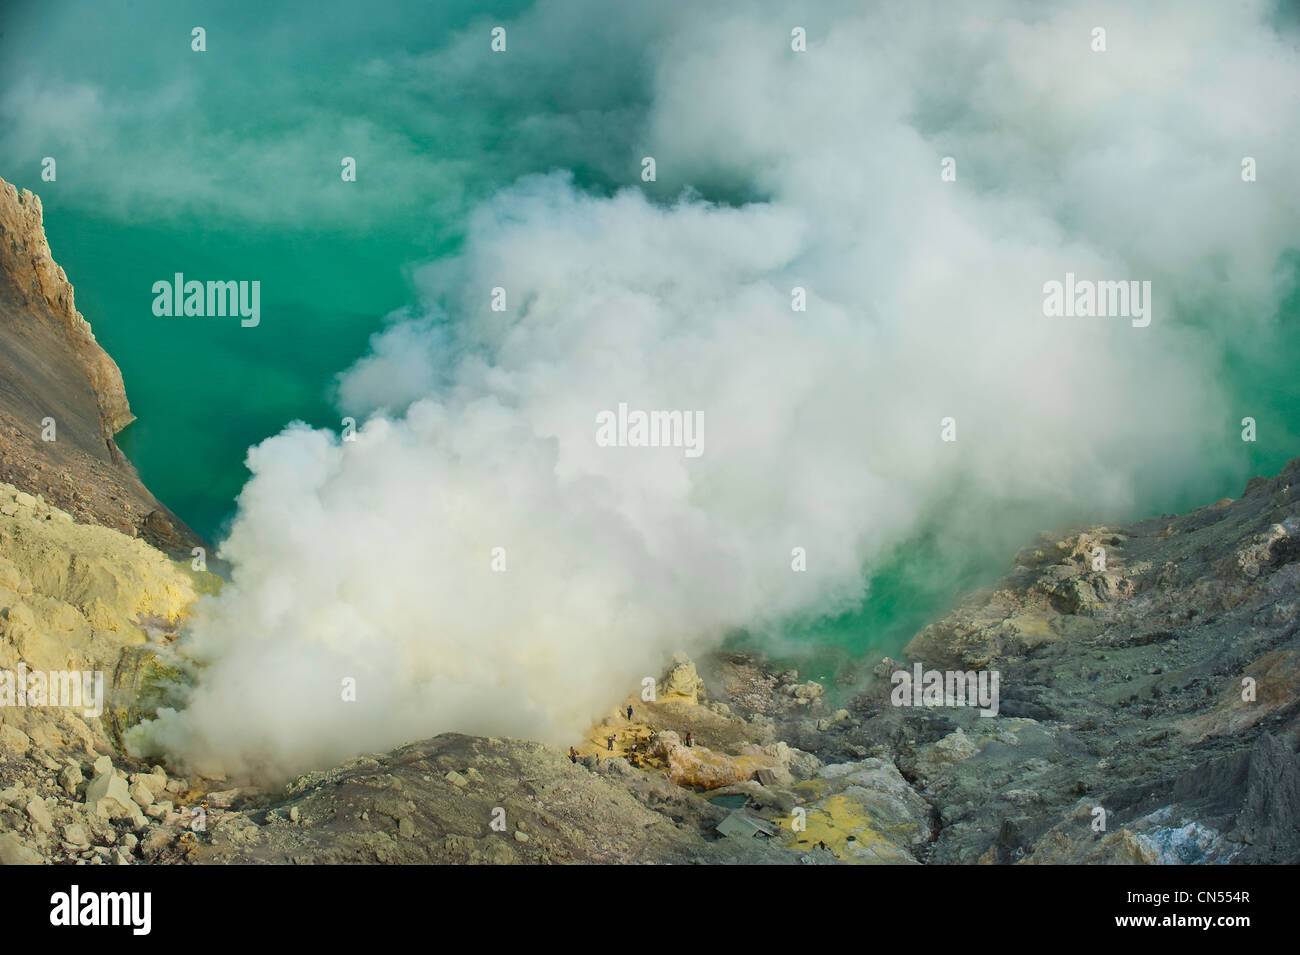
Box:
[684,731,693,747]
[606,734,616,751]
[568,746,578,764]
[626,704,633,720]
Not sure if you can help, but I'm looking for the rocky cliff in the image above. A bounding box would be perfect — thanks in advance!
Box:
[0,176,200,554]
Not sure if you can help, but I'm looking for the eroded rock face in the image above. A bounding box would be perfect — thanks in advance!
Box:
[0,480,200,761]
[661,653,707,702]
[0,176,201,554]
[825,458,1300,865]
[0,180,132,435]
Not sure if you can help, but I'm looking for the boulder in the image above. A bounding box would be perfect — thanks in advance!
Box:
[85,771,134,819]
[0,834,42,865]
[0,724,31,754]
[912,728,979,785]
[662,654,707,703]
[128,780,154,808]
[129,771,168,797]
[817,708,851,731]
[651,732,783,790]
[788,681,825,701]
[25,797,53,833]
[59,763,84,795]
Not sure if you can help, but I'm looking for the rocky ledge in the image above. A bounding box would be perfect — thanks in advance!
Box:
[0,176,200,554]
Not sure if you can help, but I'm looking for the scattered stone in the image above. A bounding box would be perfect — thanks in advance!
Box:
[25,797,53,833]
[130,771,168,797]
[0,724,31,754]
[85,771,135,819]
[63,823,90,848]
[207,788,240,808]
[816,708,851,731]
[141,827,173,860]
[59,763,84,795]
[0,834,41,865]
[34,749,61,772]
[128,780,155,808]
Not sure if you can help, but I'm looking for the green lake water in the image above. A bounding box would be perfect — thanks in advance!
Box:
[2,0,1297,669]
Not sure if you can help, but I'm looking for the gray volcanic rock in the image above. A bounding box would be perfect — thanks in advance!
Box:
[174,459,1287,867]
[0,175,201,554]
[149,734,821,865]
[824,458,1300,864]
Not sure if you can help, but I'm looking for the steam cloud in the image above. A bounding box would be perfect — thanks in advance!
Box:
[129,0,1300,779]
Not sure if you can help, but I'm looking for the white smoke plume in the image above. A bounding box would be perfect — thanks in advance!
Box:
[130,0,1300,779]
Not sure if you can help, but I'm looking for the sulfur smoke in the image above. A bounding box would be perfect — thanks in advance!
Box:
[128,0,1300,779]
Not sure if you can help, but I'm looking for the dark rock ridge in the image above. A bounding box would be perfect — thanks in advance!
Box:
[0,175,201,554]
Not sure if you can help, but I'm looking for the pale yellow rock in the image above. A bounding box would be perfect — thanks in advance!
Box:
[25,797,53,833]
[128,780,154,808]
[0,480,201,760]
[0,723,31,754]
[0,834,43,865]
[650,731,781,790]
[661,653,707,703]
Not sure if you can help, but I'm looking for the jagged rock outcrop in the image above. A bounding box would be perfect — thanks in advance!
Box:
[817,458,1300,864]
[0,483,208,864]
[0,481,203,754]
[0,175,201,554]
